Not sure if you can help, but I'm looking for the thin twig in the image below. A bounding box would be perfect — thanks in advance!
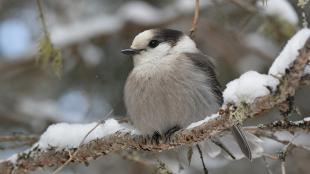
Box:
[278,135,299,174]
[52,110,113,174]
[36,0,49,36]
[281,162,286,174]
[196,144,208,174]
[211,139,236,159]
[189,0,200,38]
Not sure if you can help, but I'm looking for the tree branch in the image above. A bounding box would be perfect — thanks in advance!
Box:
[0,36,310,174]
[246,119,310,134]
[189,0,200,38]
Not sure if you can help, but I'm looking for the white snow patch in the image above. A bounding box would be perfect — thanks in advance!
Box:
[269,28,310,76]
[257,0,298,25]
[304,117,310,122]
[38,119,136,149]
[187,113,219,129]
[223,71,279,105]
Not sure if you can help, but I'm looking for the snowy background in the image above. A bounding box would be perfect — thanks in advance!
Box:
[0,0,310,173]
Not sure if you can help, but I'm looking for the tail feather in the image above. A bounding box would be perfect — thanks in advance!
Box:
[231,124,252,160]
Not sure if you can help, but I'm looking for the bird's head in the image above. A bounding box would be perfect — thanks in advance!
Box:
[122,29,198,66]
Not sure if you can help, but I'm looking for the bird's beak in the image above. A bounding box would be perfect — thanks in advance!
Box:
[121,48,140,56]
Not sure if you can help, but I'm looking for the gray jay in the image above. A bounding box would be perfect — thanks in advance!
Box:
[122,29,253,160]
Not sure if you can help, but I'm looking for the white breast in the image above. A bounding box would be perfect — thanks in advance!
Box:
[124,54,220,135]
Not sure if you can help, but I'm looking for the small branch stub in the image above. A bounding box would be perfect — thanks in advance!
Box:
[189,0,200,38]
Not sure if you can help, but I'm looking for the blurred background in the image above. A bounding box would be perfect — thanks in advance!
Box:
[0,0,309,173]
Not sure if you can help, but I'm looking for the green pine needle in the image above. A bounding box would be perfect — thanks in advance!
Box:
[37,36,63,78]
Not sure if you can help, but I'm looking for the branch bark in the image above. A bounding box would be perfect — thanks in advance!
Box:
[0,37,310,174]
[245,119,310,137]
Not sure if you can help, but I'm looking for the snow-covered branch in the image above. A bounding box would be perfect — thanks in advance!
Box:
[0,30,310,174]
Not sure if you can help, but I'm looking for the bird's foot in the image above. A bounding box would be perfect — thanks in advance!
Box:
[150,126,181,144]
[164,126,181,142]
[151,131,162,145]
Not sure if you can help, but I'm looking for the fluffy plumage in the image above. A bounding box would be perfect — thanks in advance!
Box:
[123,29,255,160]
[124,29,221,134]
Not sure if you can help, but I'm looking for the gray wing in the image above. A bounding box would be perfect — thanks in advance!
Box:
[186,52,253,160]
[185,52,223,105]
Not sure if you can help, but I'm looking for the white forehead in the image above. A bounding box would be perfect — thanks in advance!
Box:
[131,30,154,49]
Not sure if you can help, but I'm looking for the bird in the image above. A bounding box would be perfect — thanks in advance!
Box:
[122,28,253,160]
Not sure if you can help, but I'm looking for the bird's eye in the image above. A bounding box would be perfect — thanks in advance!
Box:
[148,40,160,48]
